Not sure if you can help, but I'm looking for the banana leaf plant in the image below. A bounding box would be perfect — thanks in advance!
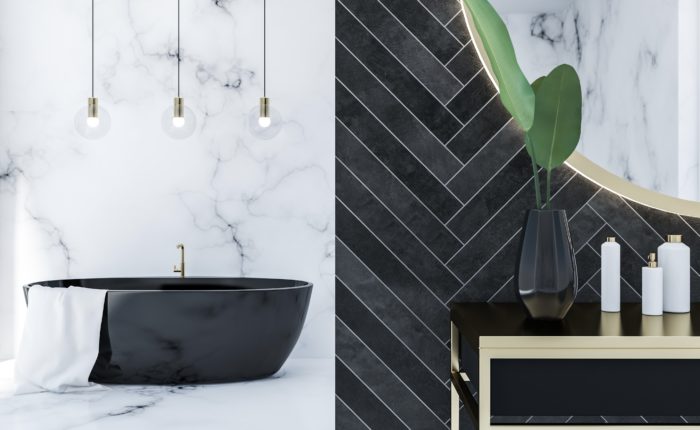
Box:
[462,0,582,209]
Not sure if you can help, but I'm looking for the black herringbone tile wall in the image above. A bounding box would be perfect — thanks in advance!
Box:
[335,0,700,428]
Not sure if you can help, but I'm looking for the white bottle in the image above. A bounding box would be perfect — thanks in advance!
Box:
[642,253,663,316]
[601,237,620,312]
[658,234,690,313]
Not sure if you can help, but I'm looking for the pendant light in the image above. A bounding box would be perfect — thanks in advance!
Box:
[248,0,282,140]
[162,0,197,139]
[74,0,111,139]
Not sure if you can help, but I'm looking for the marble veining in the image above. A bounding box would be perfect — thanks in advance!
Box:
[0,358,334,430]
[499,0,688,199]
[0,0,334,359]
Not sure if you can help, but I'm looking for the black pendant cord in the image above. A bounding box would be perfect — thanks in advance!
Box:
[91,0,95,97]
[263,0,266,98]
[177,0,180,97]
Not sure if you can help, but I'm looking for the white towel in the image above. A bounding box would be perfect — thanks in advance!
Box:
[14,285,108,394]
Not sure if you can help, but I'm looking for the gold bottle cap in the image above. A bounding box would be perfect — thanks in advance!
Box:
[606,237,616,242]
[647,253,657,268]
[667,234,682,243]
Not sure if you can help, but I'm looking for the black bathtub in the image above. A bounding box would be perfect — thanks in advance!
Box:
[23,277,312,384]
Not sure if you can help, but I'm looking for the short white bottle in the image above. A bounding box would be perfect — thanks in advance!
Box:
[601,237,620,312]
[658,234,690,313]
[642,253,663,316]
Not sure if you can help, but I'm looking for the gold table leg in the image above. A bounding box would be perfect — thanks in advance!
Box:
[451,322,460,430]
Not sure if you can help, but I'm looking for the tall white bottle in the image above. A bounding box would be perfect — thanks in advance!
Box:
[601,237,620,312]
[658,235,690,313]
[642,253,663,316]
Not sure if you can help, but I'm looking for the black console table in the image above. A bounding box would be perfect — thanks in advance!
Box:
[450,303,700,429]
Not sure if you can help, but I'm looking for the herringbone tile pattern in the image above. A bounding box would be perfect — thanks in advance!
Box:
[335,0,700,427]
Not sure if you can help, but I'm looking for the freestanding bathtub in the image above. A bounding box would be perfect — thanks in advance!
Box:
[23,277,312,384]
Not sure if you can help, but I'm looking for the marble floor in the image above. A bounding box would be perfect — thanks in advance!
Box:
[0,358,334,430]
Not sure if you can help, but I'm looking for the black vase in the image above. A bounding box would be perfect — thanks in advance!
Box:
[515,209,578,320]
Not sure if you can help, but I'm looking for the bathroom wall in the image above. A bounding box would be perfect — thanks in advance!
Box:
[0,0,334,360]
[500,0,695,200]
[336,0,700,427]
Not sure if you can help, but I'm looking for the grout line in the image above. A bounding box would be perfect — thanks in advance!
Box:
[336,355,412,429]
[412,0,466,46]
[336,38,462,149]
[444,87,499,148]
[338,157,465,274]
[588,282,601,297]
[567,188,602,221]
[336,77,465,197]
[336,117,463,238]
[443,80,467,107]
[337,316,450,427]
[443,67,489,109]
[337,277,448,384]
[575,222,606,254]
[339,2,464,123]
[337,237,449,343]
[680,215,700,237]
[444,41,470,68]
[581,268,602,289]
[338,196,456,306]
[620,198,666,243]
[446,228,522,303]
[445,143,525,213]
[336,395,373,430]
[445,8,464,27]
[487,275,513,303]
[360,0,465,86]
[444,115,511,185]
[445,167,532,235]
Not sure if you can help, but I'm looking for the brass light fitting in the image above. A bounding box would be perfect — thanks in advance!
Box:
[258,96,272,128]
[173,97,184,118]
[172,97,186,128]
[259,96,270,118]
[606,237,616,242]
[88,97,98,118]
[85,96,100,128]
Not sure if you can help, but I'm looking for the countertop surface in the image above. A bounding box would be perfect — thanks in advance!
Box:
[0,358,333,430]
[451,303,698,350]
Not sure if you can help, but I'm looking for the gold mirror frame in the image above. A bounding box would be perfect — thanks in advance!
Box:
[460,4,700,218]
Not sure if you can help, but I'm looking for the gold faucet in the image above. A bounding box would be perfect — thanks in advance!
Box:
[173,243,185,278]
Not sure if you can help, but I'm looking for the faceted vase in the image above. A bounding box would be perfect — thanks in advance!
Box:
[515,209,578,320]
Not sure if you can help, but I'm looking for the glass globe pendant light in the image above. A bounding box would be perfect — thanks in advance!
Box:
[162,0,197,139]
[248,0,282,140]
[75,0,111,139]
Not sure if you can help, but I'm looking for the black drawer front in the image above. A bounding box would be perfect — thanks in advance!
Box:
[492,359,700,416]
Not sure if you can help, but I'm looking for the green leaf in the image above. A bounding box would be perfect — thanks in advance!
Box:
[524,76,545,160]
[462,0,535,130]
[527,64,582,171]
[531,76,545,92]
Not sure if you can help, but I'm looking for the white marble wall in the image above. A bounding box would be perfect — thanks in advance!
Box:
[498,0,695,200]
[0,0,334,359]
